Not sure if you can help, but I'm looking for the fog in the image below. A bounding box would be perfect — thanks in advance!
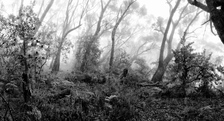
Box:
[1,0,223,73]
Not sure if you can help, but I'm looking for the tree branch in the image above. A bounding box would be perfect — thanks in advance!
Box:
[37,0,45,17]
[35,0,54,34]
[62,24,82,40]
[188,0,210,12]
[94,0,112,37]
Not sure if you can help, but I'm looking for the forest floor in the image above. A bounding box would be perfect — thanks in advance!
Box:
[1,79,224,121]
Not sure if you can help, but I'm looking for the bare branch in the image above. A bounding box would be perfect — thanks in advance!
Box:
[167,0,173,13]
[111,0,136,38]
[177,10,202,49]
[61,0,89,40]
[188,0,209,12]
[210,20,217,36]
[94,0,112,36]
[39,0,54,24]
[158,0,181,64]
[154,27,165,34]
[62,24,82,41]
[137,43,155,56]
[35,0,54,34]
[37,0,45,17]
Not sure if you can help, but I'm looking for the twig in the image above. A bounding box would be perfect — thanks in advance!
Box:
[0,93,14,121]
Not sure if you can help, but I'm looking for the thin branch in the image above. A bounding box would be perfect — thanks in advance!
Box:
[177,10,202,49]
[137,43,155,56]
[94,0,112,36]
[62,24,82,40]
[0,93,14,121]
[158,0,181,64]
[136,41,148,54]
[154,28,165,34]
[35,0,54,34]
[37,0,45,17]
[118,26,140,48]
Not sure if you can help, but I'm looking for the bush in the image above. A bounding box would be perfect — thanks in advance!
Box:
[167,43,218,97]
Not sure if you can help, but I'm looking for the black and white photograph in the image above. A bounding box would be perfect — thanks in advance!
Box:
[1,0,224,120]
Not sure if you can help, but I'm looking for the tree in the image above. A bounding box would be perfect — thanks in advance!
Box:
[0,0,54,102]
[19,0,54,82]
[0,6,40,102]
[109,0,136,71]
[170,43,217,97]
[51,0,88,73]
[188,0,224,44]
[150,0,181,82]
[78,0,112,72]
[151,0,202,82]
[35,0,54,35]
[75,35,101,72]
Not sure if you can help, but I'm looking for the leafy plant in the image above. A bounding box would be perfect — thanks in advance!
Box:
[168,42,217,97]
[75,35,101,72]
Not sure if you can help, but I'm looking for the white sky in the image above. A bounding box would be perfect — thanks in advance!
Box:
[0,0,169,17]
[138,0,168,17]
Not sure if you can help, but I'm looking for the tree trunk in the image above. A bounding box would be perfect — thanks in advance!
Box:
[22,38,31,102]
[206,0,224,44]
[151,66,167,82]
[188,0,224,44]
[51,43,62,73]
[80,0,111,72]
[151,0,181,82]
[34,0,54,34]
[80,37,96,72]
[109,0,135,71]
[109,34,115,71]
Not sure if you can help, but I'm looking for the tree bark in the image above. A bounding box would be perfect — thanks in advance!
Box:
[206,0,224,44]
[151,0,181,82]
[51,44,62,73]
[188,0,224,44]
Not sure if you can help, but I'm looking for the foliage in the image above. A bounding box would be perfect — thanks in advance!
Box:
[2,1,224,121]
[109,49,131,74]
[75,35,101,72]
[133,57,151,77]
[167,42,218,97]
[0,6,49,81]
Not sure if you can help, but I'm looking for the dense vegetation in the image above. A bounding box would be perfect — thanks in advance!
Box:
[1,0,224,121]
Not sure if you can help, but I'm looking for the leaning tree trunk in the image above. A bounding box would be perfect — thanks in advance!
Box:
[151,0,181,82]
[188,0,224,44]
[109,0,135,71]
[206,0,224,44]
[109,31,115,71]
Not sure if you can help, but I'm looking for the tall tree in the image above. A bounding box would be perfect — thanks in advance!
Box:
[79,0,112,72]
[52,0,88,73]
[151,0,202,82]
[188,0,224,44]
[35,0,54,34]
[151,0,181,82]
[17,0,54,102]
[109,0,136,71]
